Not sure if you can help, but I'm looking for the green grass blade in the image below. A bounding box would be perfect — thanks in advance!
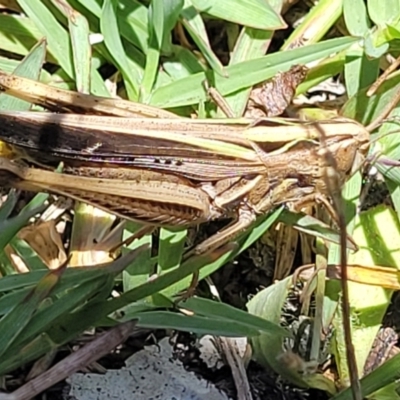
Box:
[0,266,63,358]
[66,6,91,93]
[17,0,75,79]
[0,39,46,111]
[151,37,358,108]
[0,194,48,252]
[140,0,170,99]
[100,0,139,99]
[332,351,400,399]
[0,190,18,222]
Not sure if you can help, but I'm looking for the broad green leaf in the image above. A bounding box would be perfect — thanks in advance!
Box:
[344,0,370,36]
[248,276,311,388]
[332,205,400,385]
[368,0,400,26]
[191,0,285,30]
[182,297,289,337]
[344,46,379,98]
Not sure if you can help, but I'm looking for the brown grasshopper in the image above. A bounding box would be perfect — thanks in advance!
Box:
[0,111,369,254]
[0,71,370,255]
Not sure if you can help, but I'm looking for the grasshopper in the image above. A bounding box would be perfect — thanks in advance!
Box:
[0,72,370,255]
[0,148,364,256]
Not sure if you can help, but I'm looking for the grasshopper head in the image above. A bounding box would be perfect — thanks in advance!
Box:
[318,120,370,188]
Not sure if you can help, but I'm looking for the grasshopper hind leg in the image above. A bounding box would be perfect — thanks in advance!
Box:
[177,208,256,302]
